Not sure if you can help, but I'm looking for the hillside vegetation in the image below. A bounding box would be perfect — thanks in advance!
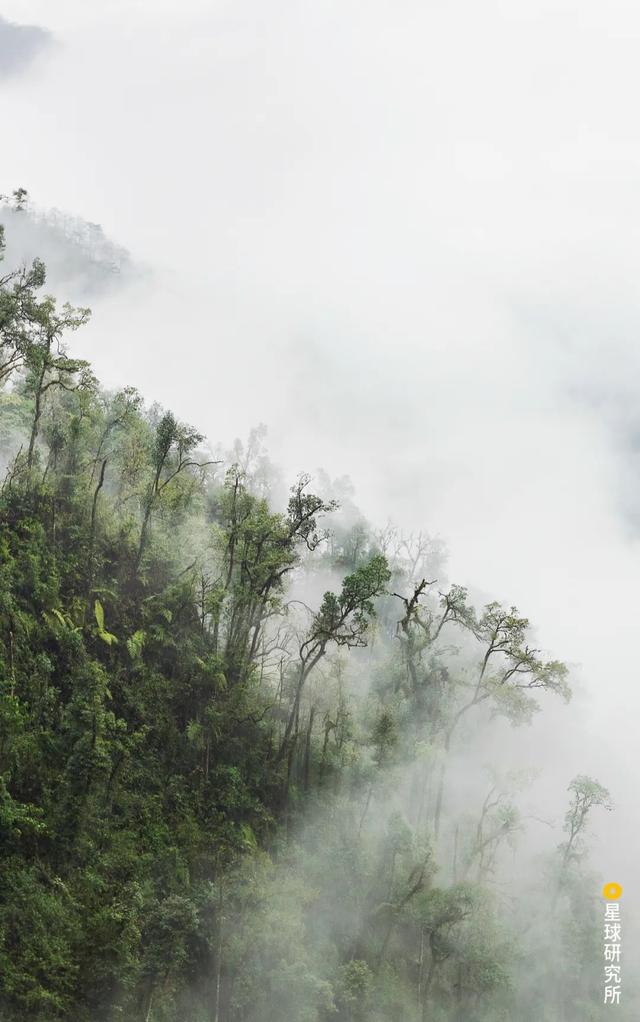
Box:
[0,213,615,1021]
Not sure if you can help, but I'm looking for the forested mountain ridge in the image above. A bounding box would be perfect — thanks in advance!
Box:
[0,214,620,1021]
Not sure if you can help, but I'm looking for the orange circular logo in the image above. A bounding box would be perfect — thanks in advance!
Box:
[602,882,623,900]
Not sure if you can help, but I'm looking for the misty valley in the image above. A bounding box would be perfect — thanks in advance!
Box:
[0,199,630,1022]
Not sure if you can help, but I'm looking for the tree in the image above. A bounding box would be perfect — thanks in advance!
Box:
[461,780,522,882]
[278,554,391,764]
[135,411,212,571]
[0,225,47,388]
[433,601,570,837]
[215,470,337,684]
[559,774,612,872]
[22,296,92,468]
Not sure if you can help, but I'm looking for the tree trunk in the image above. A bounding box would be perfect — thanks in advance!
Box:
[417,925,425,1013]
[303,706,316,793]
[144,986,154,1022]
[27,366,46,468]
[422,958,436,1021]
[87,457,107,601]
[433,757,447,840]
[214,886,224,1022]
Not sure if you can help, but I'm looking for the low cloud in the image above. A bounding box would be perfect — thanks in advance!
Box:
[0,15,51,77]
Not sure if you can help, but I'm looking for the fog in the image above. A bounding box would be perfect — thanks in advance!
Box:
[1,0,638,1010]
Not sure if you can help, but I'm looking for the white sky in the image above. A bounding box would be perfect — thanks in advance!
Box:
[2,0,639,907]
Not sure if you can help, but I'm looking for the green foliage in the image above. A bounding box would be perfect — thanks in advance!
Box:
[559,775,612,870]
[94,599,118,645]
[0,225,616,1022]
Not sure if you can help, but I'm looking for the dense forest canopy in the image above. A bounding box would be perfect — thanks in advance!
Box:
[0,205,627,1021]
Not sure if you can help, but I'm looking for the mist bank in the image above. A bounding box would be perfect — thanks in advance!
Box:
[0,211,635,1021]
